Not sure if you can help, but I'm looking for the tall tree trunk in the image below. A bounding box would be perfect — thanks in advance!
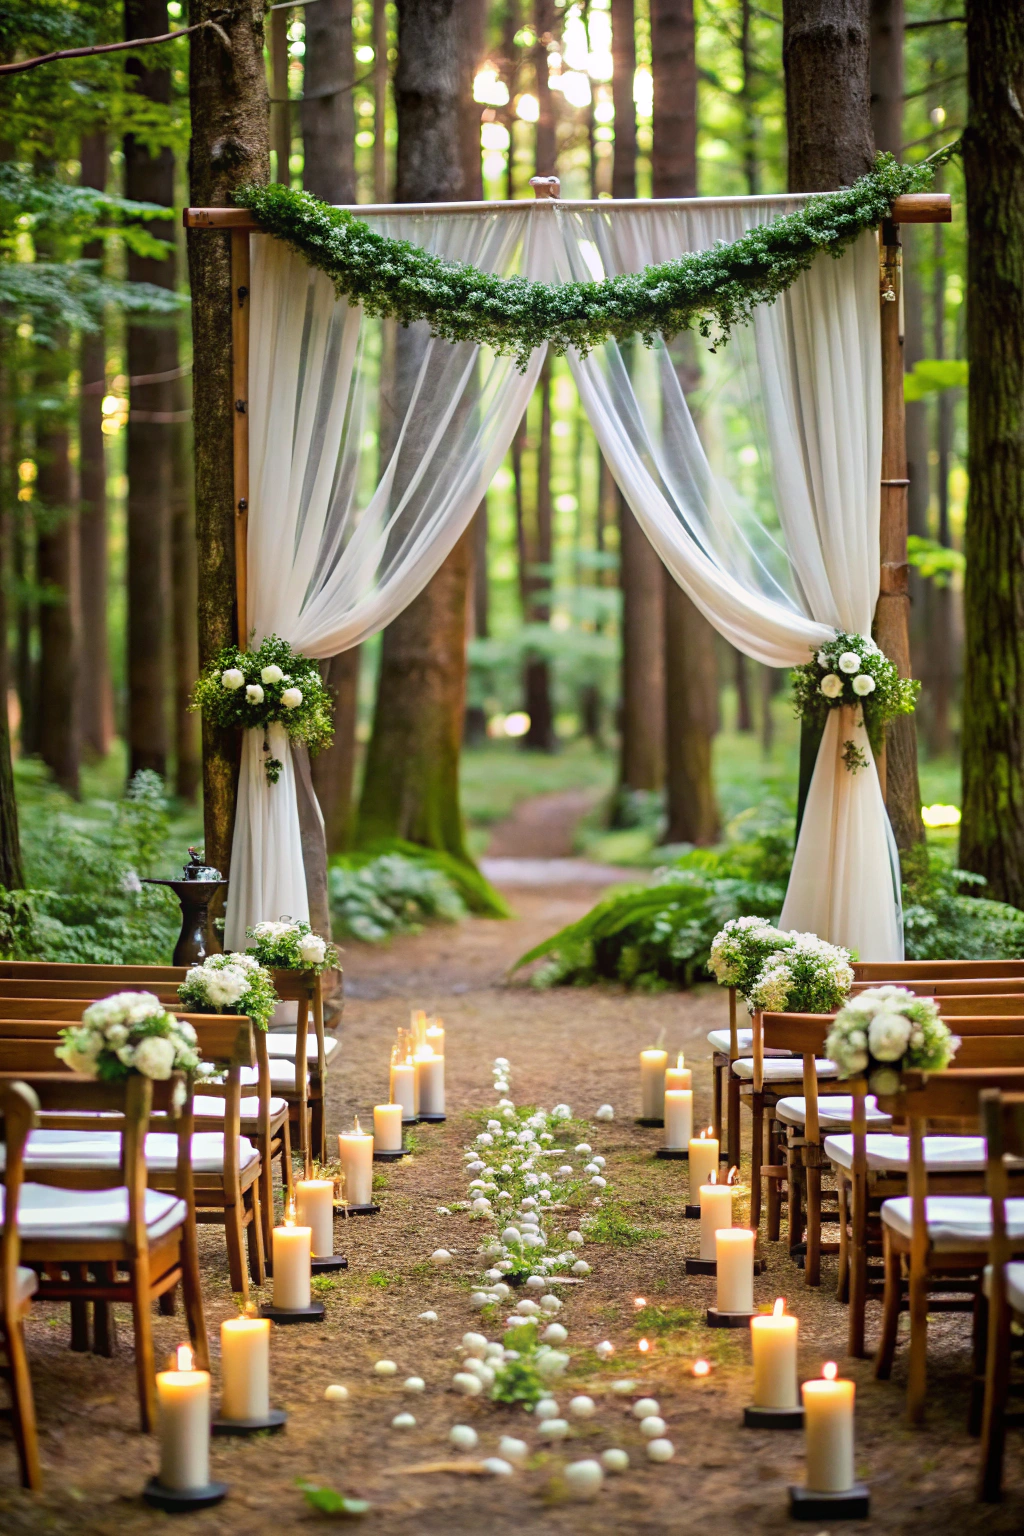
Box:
[0,363,23,887]
[374,0,389,199]
[959,2,1024,906]
[903,229,929,717]
[734,649,753,731]
[612,0,664,803]
[357,0,476,866]
[270,6,292,183]
[652,0,719,842]
[78,132,114,761]
[869,0,902,154]
[125,0,176,783]
[171,411,201,799]
[927,181,954,756]
[534,0,555,175]
[784,0,873,191]
[187,0,270,871]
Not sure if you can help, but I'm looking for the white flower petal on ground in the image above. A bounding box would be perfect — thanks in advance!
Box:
[646,1438,674,1463]
[611,1380,637,1395]
[601,1448,629,1473]
[569,1395,595,1418]
[537,1417,569,1441]
[430,1249,452,1265]
[542,1323,568,1344]
[640,1415,666,1438]
[449,1424,478,1450]
[498,1436,528,1467]
[595,1104,614,1120]
[374,1360,397,1376]
[452,1372,483,1396]
[324,1384,349,1402]
[595,1341,614,1359]
[418,1311,438,1322]
[391,1412,416,1429]
[534,1399,560,1420]
[402,1377,425,1393]
[564,1460,603,1499]
[632,1397,660,1418]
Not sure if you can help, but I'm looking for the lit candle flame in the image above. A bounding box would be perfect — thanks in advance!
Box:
[353,1115,362,1135]
[637,1337,650,1353]
[708,1168,717,1185]
[822,1361,838,1381]
[698,1128,707,1141]
[176,1344,193,1372]
[676,1051,684,1069]
[773,1297,785,1319]
[727,1165,738,1186]
[692,1358,711,1377]
[284,1197,296,1227]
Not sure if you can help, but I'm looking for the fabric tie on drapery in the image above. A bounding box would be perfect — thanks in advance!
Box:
[226,197,902,962]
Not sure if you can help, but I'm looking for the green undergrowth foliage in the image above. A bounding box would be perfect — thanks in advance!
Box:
[581,1203,663,1246]
[328,839,508,942]
[516,820,1024,990]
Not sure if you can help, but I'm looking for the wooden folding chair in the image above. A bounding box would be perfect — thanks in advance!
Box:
[977,1088,1024,1500]
[872,1067,1024,1425]
[0,1061,208,1432]
[0,1081,42,1489]
[853,960,1024,984]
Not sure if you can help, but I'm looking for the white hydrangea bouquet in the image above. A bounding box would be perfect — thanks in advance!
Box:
[709,917,792,996]
[791,630,918,770]
[825,985,959,1095]
[191,635,334,785]
[56,991,201,1082]
[246,918,337,975]
[177,952,278,1032]
[746,931,854,1014]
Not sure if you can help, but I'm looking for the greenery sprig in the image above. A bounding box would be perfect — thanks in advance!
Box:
[191,635,334,785]
[234,155,933,368]
[791,631,919,761]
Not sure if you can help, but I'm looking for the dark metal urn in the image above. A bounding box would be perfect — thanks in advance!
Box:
[144,847,229,967]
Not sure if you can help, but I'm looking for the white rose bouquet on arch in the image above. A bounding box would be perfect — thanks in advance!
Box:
[791,630,918,772]
[246,917,337,975]
[56,991,201,1082]
[825,985,959,1095]
[177,952,279,1032]
[745,932,854,1015]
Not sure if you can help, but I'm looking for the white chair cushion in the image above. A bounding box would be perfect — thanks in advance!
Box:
[15,1130,258,1175]
[731,1057,838,1082]
[707,1028,755,1055]
[239,1063,311,1090]
[982,1262,1024,1313]
[773,1095,892,1131]
[1,1184,187,1244]
[824,1133,986,1173]
[0,1266,38,1313]
[265,1034,339,1062]
[881,1195,1024,1252]
[193,1095,288,1120]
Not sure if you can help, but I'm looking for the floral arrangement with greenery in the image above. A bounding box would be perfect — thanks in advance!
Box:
[177,952,278,1033]
[708,916,794,997]
[234,155,934,369]
[191,635,334,785]
[824,985,959,1095]
[56,992,201,1082]
[745,932,854,1014]
[246,918,337,974]
[791,631,919,766]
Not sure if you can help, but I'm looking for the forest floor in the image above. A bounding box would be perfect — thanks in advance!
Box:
[2,806,1021,1535]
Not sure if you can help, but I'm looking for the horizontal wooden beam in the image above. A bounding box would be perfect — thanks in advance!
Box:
[183,190,952,232]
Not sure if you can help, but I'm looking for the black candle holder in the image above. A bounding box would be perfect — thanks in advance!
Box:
[706,1307,757,1328]
[373,1147,406,1162]
[687,1257,766,1276]
[212,1407,288,1437]
[259,1300,325,1324]
[685,1204,702,1219]
[743,1404,803,1430]
[636,1117,665,1128]
[143,1477,229,1512]
[788,1484,869,1520]
[335,1202,380,1217]
[656,1148,689,1160]
[311,1254,348,1273]
[417,1112,446,1124]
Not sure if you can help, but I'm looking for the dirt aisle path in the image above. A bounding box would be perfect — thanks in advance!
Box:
[3,877,1022,1534]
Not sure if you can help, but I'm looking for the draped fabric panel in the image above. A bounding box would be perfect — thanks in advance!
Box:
[226,197,902,962]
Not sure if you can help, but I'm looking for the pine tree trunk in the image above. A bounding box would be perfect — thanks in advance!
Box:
[959,1,1024,906]
[534,0,556,175]
[171,411,201,799]
[357,0,475,865]
[374,0,390,199]
[270,6,292,182]
[784,0,873,191]
[78,133,114,761]
[125,0,176,783]
[869,0,903,154]
[187,0,270,871]
[0,362,23,887]
[652,0,718,841]
[927,189,954,756]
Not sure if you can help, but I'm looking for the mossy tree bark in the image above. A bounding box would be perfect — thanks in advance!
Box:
[357,0,475,866]
[187,0,269,871]
[0,363,23,888]
[958,1,1024,906]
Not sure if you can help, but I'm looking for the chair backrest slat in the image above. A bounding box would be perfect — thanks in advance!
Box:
[0,1011,254,1066]
[853,960,1024,981]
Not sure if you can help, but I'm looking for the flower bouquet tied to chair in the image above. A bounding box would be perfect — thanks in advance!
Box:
[57,992,202,1081]
[824,986,960,1095]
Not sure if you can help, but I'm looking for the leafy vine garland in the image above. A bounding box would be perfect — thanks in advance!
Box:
[234,155,934,368]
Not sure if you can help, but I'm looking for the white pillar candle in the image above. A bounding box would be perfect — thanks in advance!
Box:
[220,1315,270,1422]
[751,1299,799,1409]
[296,1177,335,1258]
[390,1060,417,1122]
[665,1054,691,1094]
[688,1132,719,1200]
[338,1120,374,1207]
[272,1222,312,1310]
[374,1102,404,1152]
[715,1228,754,1313]
[156,1345,210,1491]
[802,1364,855,1492]
[415,1046,445,1115]
[699,1179,733,1260]
[663,1089,693,1150]
[425,1019,445,1057]
[640,1049,668,1119]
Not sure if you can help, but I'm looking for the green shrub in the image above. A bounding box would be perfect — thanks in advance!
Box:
[903,856,1024,960]
[329,851,469,942]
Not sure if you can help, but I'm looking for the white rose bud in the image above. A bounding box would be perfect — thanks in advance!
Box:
[838,651,861,674]
[820,673,843,699]
[816,649,830,668]
[852,673,876,696]
[245,683,265,704]
[281,687,303,709]
[260,664,284,685]
[221,668,244,690]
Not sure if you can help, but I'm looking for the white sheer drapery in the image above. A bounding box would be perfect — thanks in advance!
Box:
[226,196,901,962]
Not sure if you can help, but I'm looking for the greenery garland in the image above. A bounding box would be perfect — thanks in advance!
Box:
[191,635,334,785]
[791,632,919,766]
[234,155,933,368]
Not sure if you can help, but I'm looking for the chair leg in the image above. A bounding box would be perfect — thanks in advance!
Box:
[727,1072,742,1169]
[311,1088,326,1167]
[91,1264,118,1357]
[977,1289,1013,1501]
[5,1314,42,1490]
[158,1286,177,1316]
[224,1191,249,1301]
[874,1230,902,1381]
[68,1263,90,1353]
[749,1095,764,1233]
[766,1122,782,1243]
[712,1062,724,1148]
[969,1293,988,1437]
[835,1170,850,1304]
[280,1119,295,1205]
[788,1143,803,1255]
[179,1230,210,1373]
[805,1160,822,1287]
[246,1180,267,1286]
[130,1257,157,1433]
[906,1260,930,1425]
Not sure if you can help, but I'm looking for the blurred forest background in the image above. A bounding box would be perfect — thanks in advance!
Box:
[0,2,978,967]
